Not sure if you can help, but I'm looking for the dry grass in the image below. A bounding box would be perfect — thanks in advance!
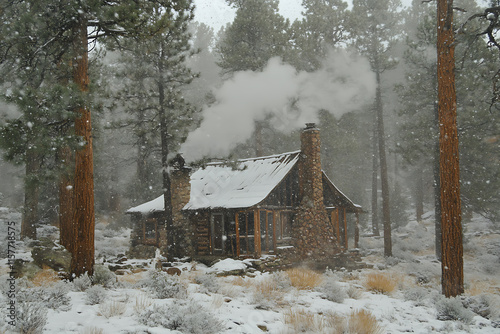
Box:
[251,276,286,307]
[286,268,323,290]
[466,279,499,296]
[31,267,60,287]
[80,327,104,334]
[364,272,397,295]
[230,276,253,288]
[98,301,127,318]
[282,309,350,334]
[117,272,144,285]
[211,294,224,309]
[133,294,153,314]
[348,309,383,334]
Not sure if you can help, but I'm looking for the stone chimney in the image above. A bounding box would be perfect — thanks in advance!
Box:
[292,123,340,260]
[169,154,194,257]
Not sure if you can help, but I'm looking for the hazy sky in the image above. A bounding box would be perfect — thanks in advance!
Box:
[193,0,415,31]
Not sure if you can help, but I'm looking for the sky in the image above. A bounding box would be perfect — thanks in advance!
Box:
[193,0,415,31]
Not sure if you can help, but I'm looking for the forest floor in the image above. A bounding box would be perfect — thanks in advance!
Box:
[0,207,499,333]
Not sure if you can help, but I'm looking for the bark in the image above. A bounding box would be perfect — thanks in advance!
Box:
[58,146,74,253]
[433,82,443,261]
[70,19,95,278]
[21,147,40,240]
[437,0,464,297]
[415,166,424,223]
[375,70,392,257]
[371,111,380,236]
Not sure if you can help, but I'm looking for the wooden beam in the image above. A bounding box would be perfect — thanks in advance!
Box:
[235,212,240,257]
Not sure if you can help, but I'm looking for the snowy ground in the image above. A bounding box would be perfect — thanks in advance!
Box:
[1,207,499,333]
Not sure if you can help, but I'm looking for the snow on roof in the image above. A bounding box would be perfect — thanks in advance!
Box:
[183,151,300,210]
[126,194,165,214]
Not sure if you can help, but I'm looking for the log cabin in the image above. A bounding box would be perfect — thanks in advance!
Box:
[127,123,362,261]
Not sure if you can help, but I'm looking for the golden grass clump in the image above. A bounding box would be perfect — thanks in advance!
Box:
[348,309,383,334]
[364,272,397,295]
[80,327,104,334]
[133,294,153,314]
[286,268,323,290]
[31,267,61,287]
[283,308,319,333]
[98,301,127,318]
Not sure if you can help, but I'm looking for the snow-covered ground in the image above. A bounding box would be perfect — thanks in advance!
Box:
[1,207,499,333]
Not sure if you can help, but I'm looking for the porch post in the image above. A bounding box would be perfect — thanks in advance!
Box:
[235,212,240,257]
[254,209,261,258]
[354,212,360,249]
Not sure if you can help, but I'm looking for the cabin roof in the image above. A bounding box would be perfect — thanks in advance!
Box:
[184,151,301,210]
[126,150,361,214]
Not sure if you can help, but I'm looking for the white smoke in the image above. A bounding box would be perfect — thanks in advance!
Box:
[181,49,376,162]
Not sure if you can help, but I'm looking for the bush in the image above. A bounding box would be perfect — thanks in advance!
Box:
[138,300,224,334]
[98,301,127,318]
[86,285,107,305]
[73,273,92,292]
[15,300,47,334]
[92,264,117,288]
[404,287,431,307]
[286,268,323,290]
[143,270,187,299]
[17,282,70,311]
[316,270,347,303]
[348,309,382,334]
[194,273,220,294]
[364,272,396,295]
[435,297,474,323]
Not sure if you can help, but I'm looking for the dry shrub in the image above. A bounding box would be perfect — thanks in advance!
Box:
[364,272,396,295]
[133,294,152,315]
[117,272,143,285]
[211,294,224,309]
[348,309,382,334]
[98,301,127,318]
[286,268,323,290]
[230,276,252,288]
[324,312,348,334]
[252,276,286,308]
[80,327,104,334]
[283,308,318,333]
[466,279,498,296]
[31,268,60,287]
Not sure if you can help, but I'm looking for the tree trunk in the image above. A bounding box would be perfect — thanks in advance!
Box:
[158,49,173,260]
[21,147,39,240]
[58,146,74,253]
[371,110,380,236]
[375,70,392,257]
[433,80,442,261]
[437,0,463,297]
[415,166,424,223]
[70,18,95,278]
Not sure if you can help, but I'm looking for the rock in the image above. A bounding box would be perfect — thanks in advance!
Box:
[166,267,181,276]
[31,239,71,272]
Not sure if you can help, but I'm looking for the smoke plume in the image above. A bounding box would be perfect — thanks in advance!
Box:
[181,49,376,162]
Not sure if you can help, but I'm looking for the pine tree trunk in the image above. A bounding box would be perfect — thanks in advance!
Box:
[415,166,424,223]
[58,146,74,253]
[433,84,442,261]
[70,18,95,278]
[375,70,392,257]
[371,111,380,236]
[437,0,463,297]
[21,147,39,240]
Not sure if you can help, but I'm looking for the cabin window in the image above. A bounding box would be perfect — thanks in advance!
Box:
[259,210,275,252]
[143,218,158,245]
[211,213,225,254]
[237,211,255,255]
[276,211,292,241]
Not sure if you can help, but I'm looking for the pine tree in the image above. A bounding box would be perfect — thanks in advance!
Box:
[350,0,402,256]
[0,0,183,277]
[114,2,198,258]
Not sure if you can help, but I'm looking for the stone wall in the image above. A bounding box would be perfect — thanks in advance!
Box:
[292,123,341,261]
[169,166,195,258]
